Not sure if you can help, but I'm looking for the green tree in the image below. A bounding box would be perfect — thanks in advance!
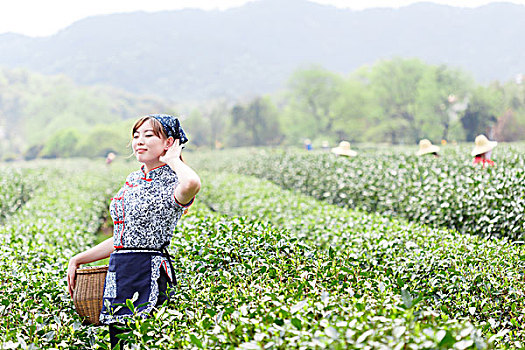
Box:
[461,86,503,141]
[184,109,208,148]
[0,67,172,158]
[228,97,283,147]
[283,66,344,142]
[76,124,130,158]
[493,109,525,141]
[40,128,81,158]
[366,58,427,144]
[184,100,229,149]
[332,73,379,142]
[492,79,525,141]
[415,65,473,142]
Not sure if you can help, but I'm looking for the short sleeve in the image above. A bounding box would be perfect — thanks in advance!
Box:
[168,181,195,209]
[174,195,195,208]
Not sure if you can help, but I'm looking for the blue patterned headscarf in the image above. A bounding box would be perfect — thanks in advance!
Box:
[149,114,189,144]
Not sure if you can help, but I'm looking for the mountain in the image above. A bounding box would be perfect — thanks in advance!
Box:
[0,0,524,101]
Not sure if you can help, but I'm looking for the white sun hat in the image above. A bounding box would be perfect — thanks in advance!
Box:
[471,134,497,156]
[331,141,357,157]
[416,139,440,156]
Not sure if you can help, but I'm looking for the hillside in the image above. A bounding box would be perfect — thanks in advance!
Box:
[0,68,174,156]
[0,0,524,101]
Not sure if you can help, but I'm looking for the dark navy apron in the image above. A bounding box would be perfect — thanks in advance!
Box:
[99,244,176,324]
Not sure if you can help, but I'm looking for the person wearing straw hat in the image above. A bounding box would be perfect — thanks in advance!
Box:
[304,138,313,151]
[416,139,440,157]
[331,141,357,157]
[471,134,497,167]
[67,114,201,349]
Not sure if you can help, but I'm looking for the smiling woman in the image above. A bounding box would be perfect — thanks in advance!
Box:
[66,114,201,349]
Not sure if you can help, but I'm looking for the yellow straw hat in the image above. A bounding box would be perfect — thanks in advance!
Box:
[471,134,497,156]
[331,141,357,157]
[416,139,440,156]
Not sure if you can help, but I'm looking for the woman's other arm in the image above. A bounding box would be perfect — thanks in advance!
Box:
[67,237,115,297]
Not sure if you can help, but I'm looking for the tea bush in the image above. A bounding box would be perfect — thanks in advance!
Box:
[191,144,524,239]
[116,202,489,349]
[0,168,43,222]
[0,161,129,349]
[196,171,525,347]
[1,158,520,349]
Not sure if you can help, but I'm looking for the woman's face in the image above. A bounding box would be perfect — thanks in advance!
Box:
[132,120,168,164]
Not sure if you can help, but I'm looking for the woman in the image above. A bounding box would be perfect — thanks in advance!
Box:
[471,134,497,167]
[67,114,201,348]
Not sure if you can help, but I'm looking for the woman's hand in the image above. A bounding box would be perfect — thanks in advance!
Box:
[159,138,183,164]
[66,238,114,297]
[67,257,80,297]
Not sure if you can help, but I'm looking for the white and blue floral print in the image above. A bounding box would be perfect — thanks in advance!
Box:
[149,114,188,144]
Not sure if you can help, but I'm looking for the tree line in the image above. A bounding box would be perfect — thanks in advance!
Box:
[0,68,172,160]
[186,58,524,150]
[1,58,524,161]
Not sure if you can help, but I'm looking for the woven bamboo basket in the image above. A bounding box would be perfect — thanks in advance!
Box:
[73,265,108,326]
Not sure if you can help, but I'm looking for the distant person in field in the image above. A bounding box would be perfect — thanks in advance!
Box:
[331,141,357,157]
[416,139,440,157]
[471,134,497,167]
[304,138,313,151]
[105,152,116,165]
[67,114,201,349]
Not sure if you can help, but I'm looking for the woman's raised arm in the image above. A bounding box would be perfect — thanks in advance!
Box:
[161,139,201,205]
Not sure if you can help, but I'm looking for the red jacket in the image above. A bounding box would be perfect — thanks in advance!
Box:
[473,156,495,168]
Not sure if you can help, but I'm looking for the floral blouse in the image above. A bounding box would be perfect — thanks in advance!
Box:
[110,164,193,249]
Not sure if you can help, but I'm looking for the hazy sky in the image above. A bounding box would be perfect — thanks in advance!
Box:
[1,0,524,37]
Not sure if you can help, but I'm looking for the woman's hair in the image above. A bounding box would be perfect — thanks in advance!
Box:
[132,116,167,139]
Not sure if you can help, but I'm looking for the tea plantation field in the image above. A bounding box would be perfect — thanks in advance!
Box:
[0,144,523,349]
[193,143,524,239]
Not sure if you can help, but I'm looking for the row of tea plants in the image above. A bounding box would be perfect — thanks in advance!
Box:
[194,171,525,348]
[0,158,518,348]
[114,193,490,349]
[0,161,129,349]
[0,167,43,222]
[191,144,524,239]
